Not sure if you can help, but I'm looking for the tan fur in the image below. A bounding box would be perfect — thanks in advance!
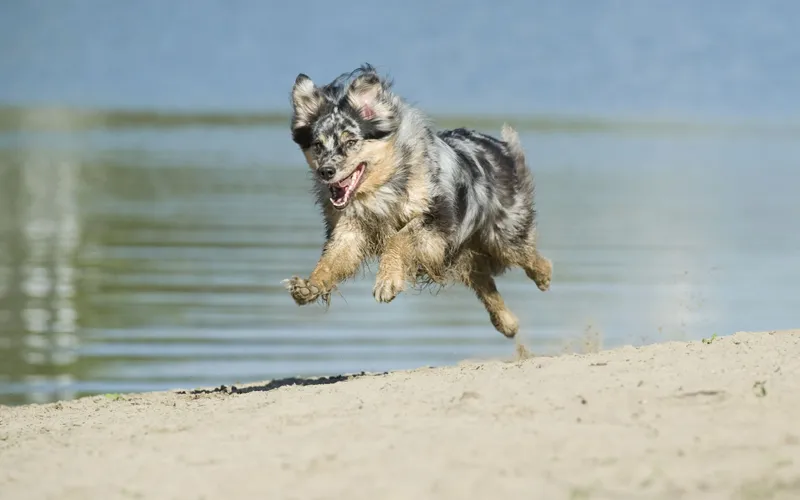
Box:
[373,222,415,302]
[465,267,519,338]
[283,218,365,306]
[523,252,553,292]
[401,159,430,219]
[309,220,366,290]
[352,139,397,199]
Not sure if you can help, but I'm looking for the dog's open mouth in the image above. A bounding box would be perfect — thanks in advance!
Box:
[329,163,366,209]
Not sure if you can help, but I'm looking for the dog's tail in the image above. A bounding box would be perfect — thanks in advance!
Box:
[501,123,535,197]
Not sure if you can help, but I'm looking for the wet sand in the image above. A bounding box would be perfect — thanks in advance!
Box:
[1,330,799,500]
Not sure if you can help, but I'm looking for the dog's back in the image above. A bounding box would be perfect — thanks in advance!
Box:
[423,125,536,263]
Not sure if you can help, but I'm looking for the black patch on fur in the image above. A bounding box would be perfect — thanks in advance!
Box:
[455,184,469,222]
[323,216,334,240]
[425,194,457,235]
[361,123,393,141]
[292,126,314,149]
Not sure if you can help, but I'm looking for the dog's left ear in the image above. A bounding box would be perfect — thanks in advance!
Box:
[346,70,393,124]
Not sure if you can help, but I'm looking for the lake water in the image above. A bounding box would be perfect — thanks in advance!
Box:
[1,1,799,405]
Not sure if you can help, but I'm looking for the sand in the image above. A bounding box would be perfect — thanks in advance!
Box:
[1,330,799,500]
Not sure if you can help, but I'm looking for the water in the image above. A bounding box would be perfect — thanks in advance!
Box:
[1,1,799,405]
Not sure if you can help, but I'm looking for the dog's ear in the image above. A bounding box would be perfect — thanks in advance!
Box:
[346,69,394,126]
[291,74,325,129]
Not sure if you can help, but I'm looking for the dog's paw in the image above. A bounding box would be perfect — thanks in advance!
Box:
[490,310,519,338]
[373,273,405,303]
[535,258,552,291]
[282,276,324,306]
[526,257,552,292]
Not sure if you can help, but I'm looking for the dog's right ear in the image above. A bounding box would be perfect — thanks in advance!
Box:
[291,74,324,130]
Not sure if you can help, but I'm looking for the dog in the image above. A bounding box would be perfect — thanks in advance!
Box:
[282,64,552,338]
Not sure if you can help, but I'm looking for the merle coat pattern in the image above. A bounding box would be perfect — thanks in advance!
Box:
[283,64,552,338]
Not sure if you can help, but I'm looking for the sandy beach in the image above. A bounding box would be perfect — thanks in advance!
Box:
[1,330,799,500]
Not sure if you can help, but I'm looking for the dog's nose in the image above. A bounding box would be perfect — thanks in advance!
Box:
[319,166,336,181]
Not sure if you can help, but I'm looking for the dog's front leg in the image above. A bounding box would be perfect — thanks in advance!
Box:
[373,231,413,303]
[373,218,441,303]
[284,223,366,306]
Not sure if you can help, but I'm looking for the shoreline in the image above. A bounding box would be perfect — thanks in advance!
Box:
[2,330,799,499]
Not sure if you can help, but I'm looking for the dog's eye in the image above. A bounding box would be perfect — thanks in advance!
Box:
[345,139,358,149]
[312,142,323,155]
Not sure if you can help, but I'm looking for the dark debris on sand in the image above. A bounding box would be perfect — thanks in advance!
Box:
[177,371,387,397]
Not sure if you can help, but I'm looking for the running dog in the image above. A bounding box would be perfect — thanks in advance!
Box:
[283,64,552,338]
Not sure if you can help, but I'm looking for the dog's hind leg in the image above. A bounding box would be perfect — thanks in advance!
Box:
[501,123,553,293]
[464,269,519,338]
[523,250,552,292]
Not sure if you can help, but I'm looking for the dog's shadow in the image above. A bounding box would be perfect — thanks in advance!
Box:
[176,371,385,397]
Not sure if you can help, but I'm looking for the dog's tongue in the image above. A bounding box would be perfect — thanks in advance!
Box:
[336,176,353,188]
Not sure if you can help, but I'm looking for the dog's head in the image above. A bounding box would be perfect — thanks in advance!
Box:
[290,64,400,210]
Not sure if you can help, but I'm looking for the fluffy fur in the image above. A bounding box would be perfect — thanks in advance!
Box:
[283,64,552,338]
